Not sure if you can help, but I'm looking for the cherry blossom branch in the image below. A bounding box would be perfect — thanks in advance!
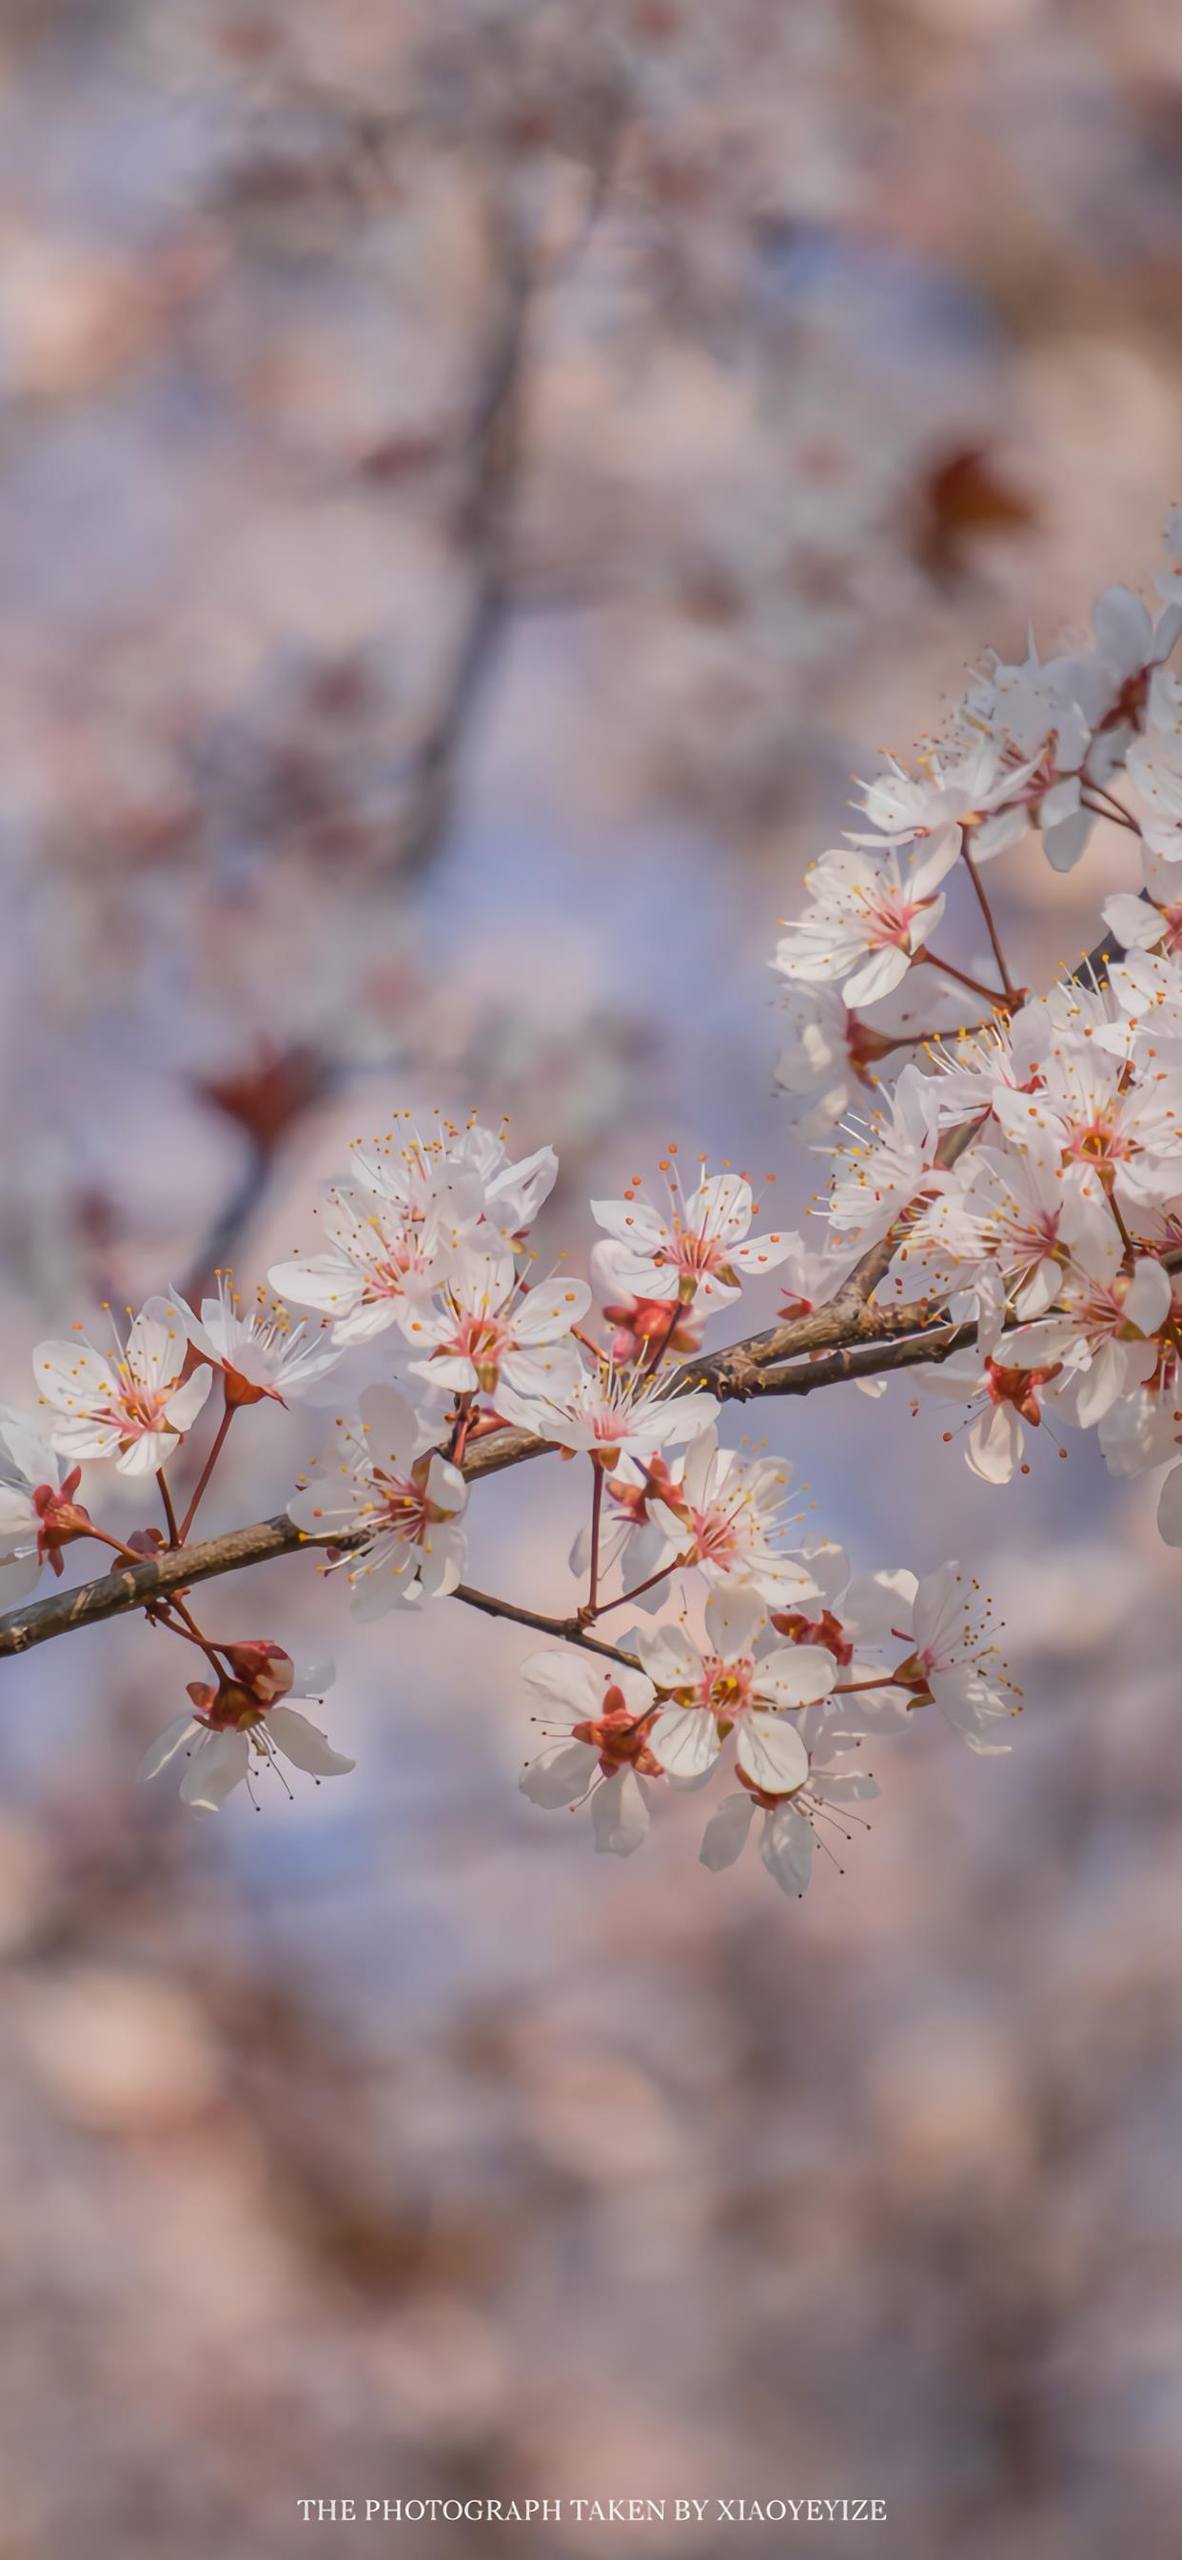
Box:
[7,1204,1178,1668]
[0,1296,1041,1663]
[0,1513,638,1669]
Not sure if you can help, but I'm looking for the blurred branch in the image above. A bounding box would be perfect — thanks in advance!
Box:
[177,88,630,1309]
[386,195,531,878]
[178,201,533,1306]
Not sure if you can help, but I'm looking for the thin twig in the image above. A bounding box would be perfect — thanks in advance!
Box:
[919,949,1012,1010]
[386,196,530,879]
[961,844,1017,1001]
[586,1464,605,1614]
[452,1584,637,1667]
[177,1400,235,1545]
[156,1469,180,1547]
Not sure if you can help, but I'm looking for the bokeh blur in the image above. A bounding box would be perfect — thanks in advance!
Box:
[2,3,1182,2554]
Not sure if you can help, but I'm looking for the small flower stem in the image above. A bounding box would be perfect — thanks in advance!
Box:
[884,1021,995,1050]
[448,1395,475,1466]
[157,1469,180,1547]
[960,844,1017,1001]
[587,1463,605,1614]
[453,1580,639,1667]
[83,1526,150,1566]
[1108,1192,1138,1257]
[591,1551,690,1618]
[917,949,1012,1010]
[1083,783,1140,832]
[149,1606,227,1675]
[163,1592,219,1650]
[177,1401,236,1545]
[641,1299,685,1374]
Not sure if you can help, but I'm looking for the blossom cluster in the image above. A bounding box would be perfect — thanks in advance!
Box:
[774,511,1182,1535]
[0,1119,1014,1892]
[4,519,1182,1900]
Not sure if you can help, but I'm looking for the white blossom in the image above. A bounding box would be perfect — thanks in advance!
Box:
[0,1410,87,1604]
[774,839,958,1008]
[288,1386,468,1615]
[268,1181,445,1348]
[591,1165,792,1315]
[826,1065,946,1245]
[349,1118,558,1250]
[1127,670,1182,860]
[34,1300,212,1477]
[400,1249,589,1402]
[495,1358,719,1464]
[519,1650,660,1857]
[168,1275,342,1405]
[1008,1240,1169,1428]
[917,1351,1067,1484]
[646,1426,820,1608]
[887,1565,1020,1754]
[139,1648,351,1812]
[636,1591,836,1794]
[699,1758,880,1898]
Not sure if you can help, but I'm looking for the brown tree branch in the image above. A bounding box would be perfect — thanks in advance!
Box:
[0,1509,641,1669]
[5,1160,1174,1664]
[0,1285,1023,1665]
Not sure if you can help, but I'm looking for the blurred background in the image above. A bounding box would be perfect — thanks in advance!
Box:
[2,2,1182,2554]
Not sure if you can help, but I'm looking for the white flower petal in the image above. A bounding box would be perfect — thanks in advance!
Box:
[590,1767,650,1856]
[1157,1461,1182,1546]
[138,1712,202,1782]
[759,1802,815,1896]
[1124,1257,1171,1336]
[648,1705,720,1780]
[843,945,912,1009]
[180,1730,249,1810]
[735,1711,809,1796]
[33,1340,117,1412]
[520,1740,597,1808]
[130,1303,187,1392]
[290,1658,335,1698]
[635,1624,700,1690]
[815,1770,880,1805]
[0,1553,41,1606]
[266,1705,355,1777]
[966,1401,1023,1486]
[704,1588,766,1661]
[164,1365,214,1435]
[755,1645,837,1710]
[699,1792,757,1872]
[352,1383,419,1472]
